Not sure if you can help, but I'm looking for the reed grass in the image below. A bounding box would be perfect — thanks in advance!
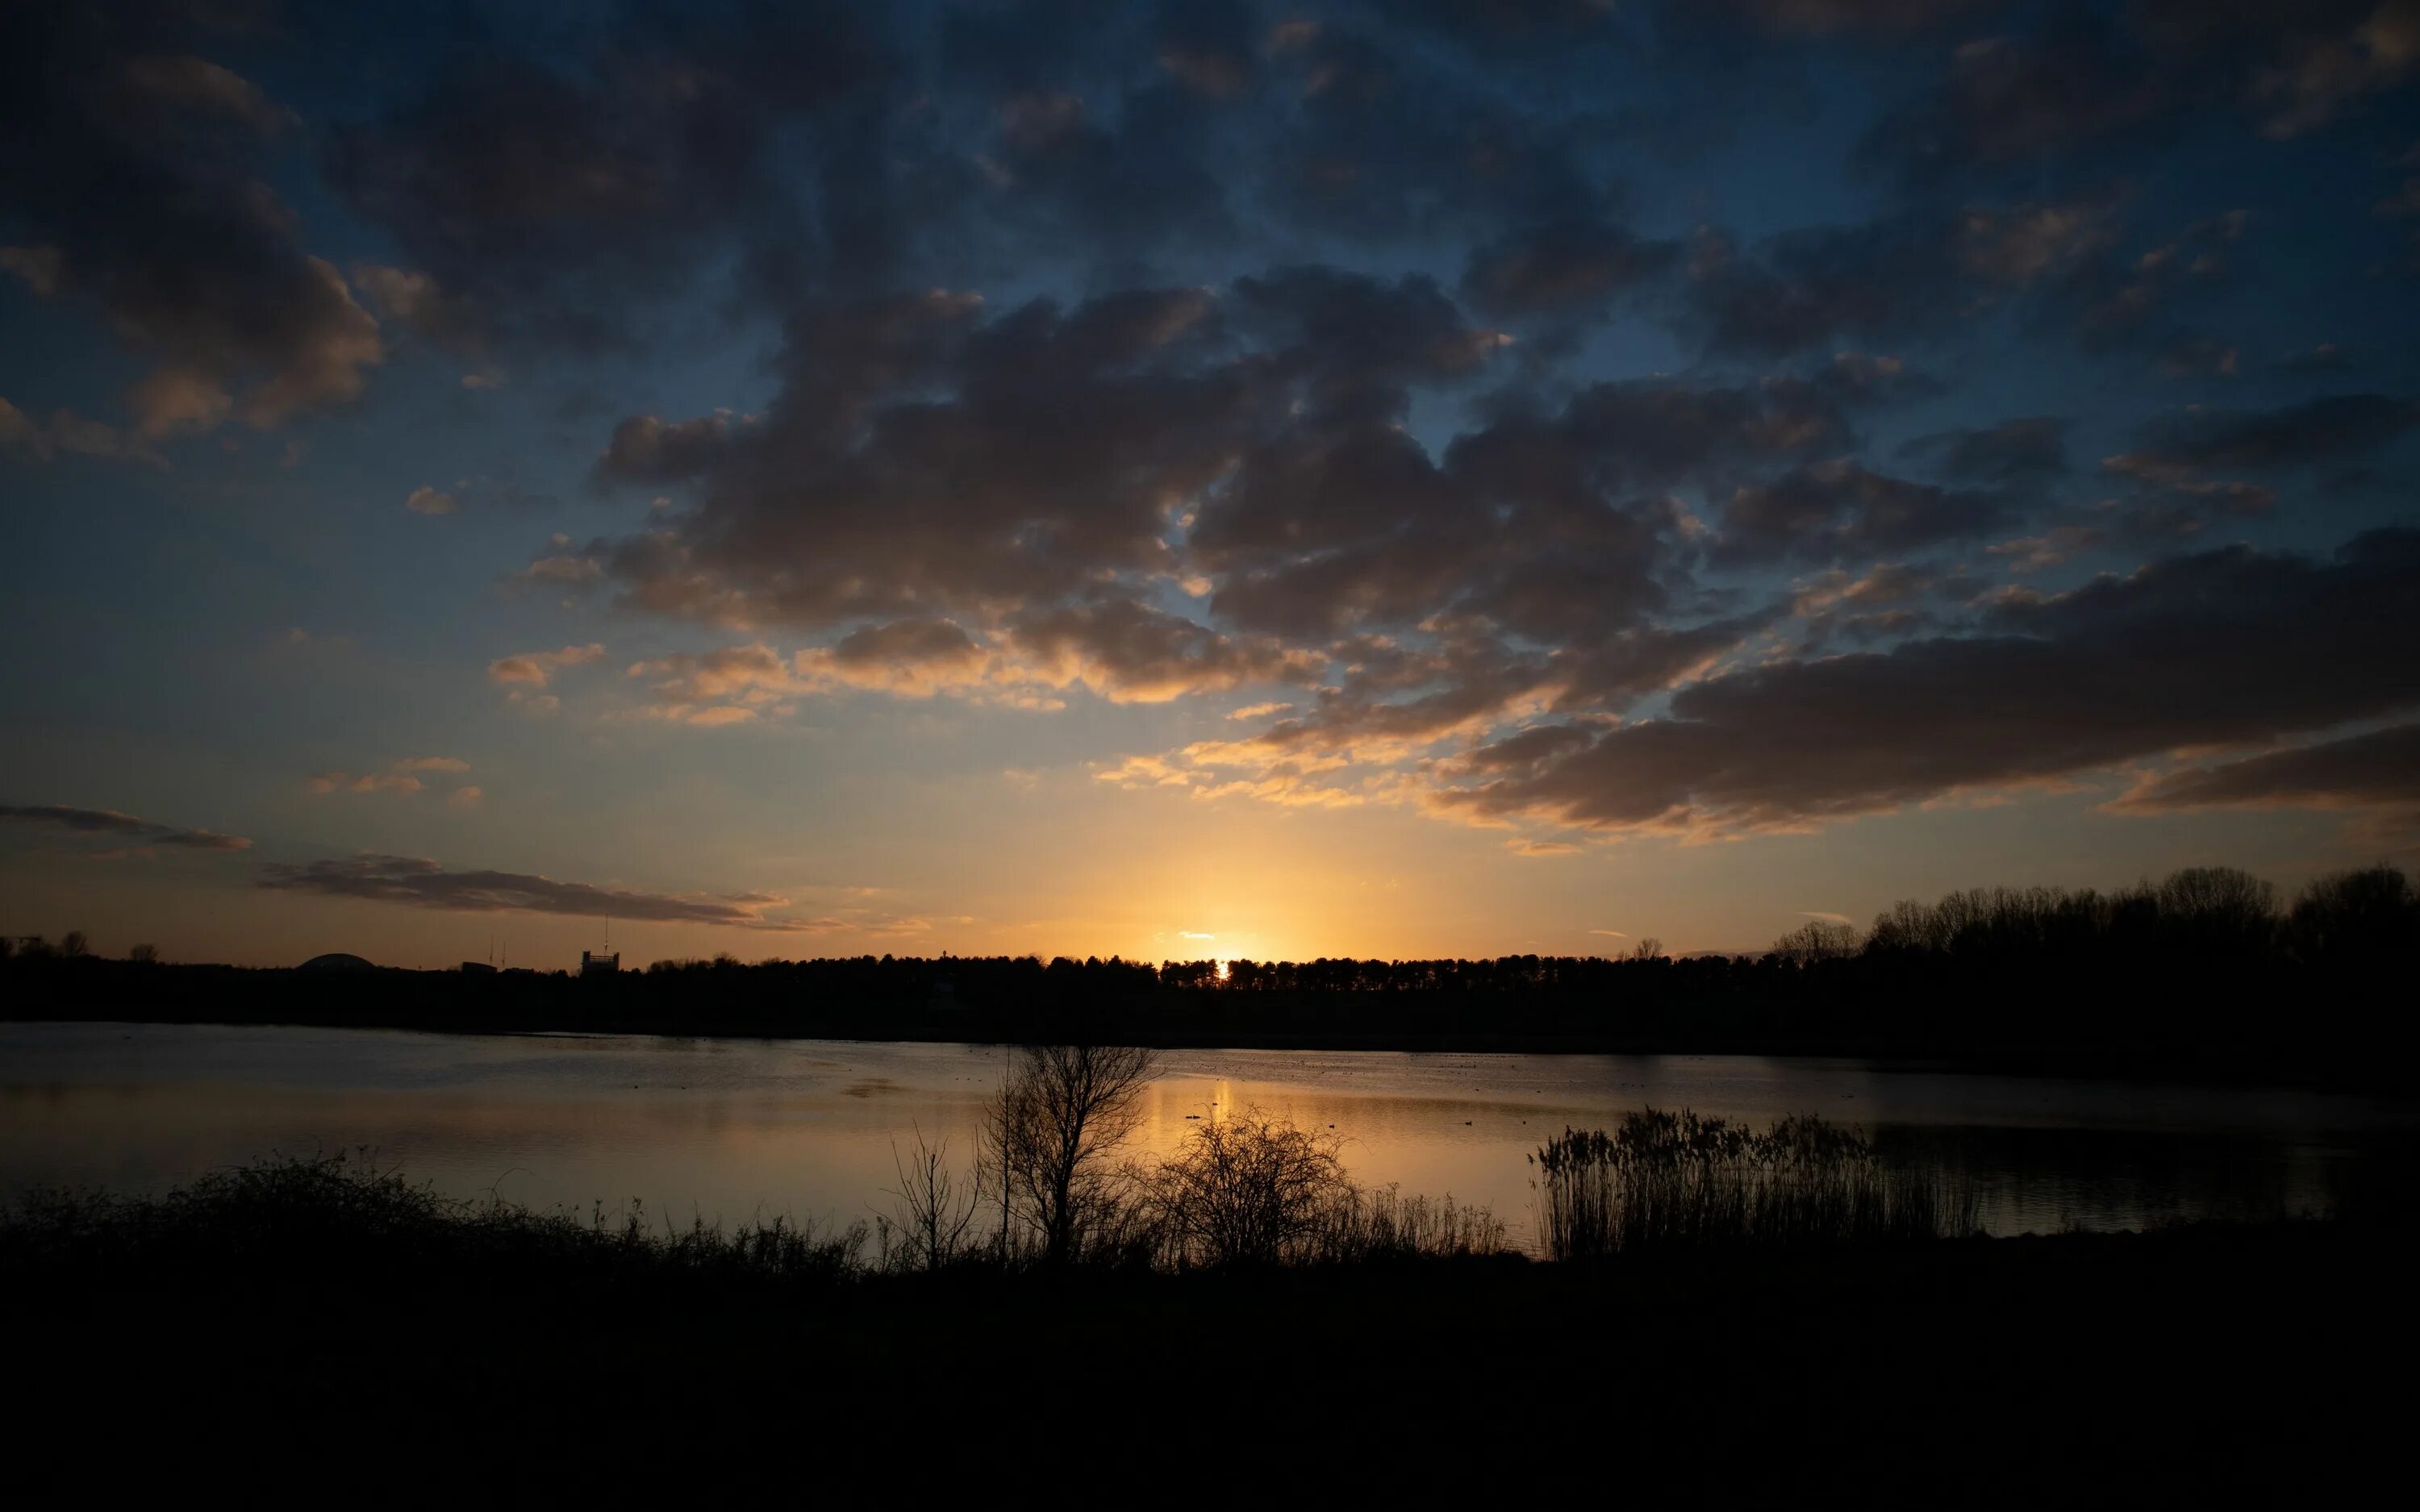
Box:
[1530,1109,1982,1260]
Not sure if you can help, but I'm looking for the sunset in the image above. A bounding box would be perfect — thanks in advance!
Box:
[4,1,2416,1502]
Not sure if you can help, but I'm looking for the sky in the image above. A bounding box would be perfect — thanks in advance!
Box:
[3,0,2418,971]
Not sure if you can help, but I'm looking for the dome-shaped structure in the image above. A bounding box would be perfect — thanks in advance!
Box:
[297,952,375,972]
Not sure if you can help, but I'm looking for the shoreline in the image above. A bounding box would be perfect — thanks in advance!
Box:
[12,1007,2419,1098]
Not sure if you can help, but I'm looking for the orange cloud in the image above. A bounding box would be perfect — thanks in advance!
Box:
[489,644,605,686]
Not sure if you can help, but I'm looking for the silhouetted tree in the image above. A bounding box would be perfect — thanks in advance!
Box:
[885,1127,976,1273]
[1772,919,1857,962]
[60,931,88,959]
[128,943,157,965]
[983,1043,1158,1264]
[2289,864,2418,963]
[2159,866,2277,956]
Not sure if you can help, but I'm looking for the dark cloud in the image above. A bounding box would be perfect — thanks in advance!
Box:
[1229,266,1507,402]
[600,414,741,485]
[1714,460,2013,564]
[1,2,384,436]
[590,283,1242,627]
[586,269,1541,638]
[829,617,983,669]
[1372,0,1627,51]
[1187,355,1887,644]
[1153,0,1258,100]
[1680,199,2112,356]
[327,2,901,349]
[1859,3,2410,189]
[0,804,252,852]
[2109,723,2420,814]
[1427,529,2420,833]
[2117,394,2420,474]
[1459,218,1682,320]
[2055,209,2247,358]
[1257,20,1621,242]
[1901,416,2067,485]
[1859,10,2184,189]
[1008,598,1321,702]
[1677,0,1997,40]
[258,853,815,930]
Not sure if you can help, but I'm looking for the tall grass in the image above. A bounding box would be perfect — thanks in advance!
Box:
[1300,1185,1508,1264]
[1,1150,870,1285]
[1531,1109,1980,1260]
[1,1146,1505,1285]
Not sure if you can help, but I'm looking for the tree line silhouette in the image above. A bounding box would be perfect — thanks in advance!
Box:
[6,863,2413,1070]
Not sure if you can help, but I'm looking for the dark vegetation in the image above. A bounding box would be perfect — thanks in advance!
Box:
[7,864,2414,1078]
[1533,1110,1982,1259]
[6,1136,2410,1502]
[6,1040,2410,1499]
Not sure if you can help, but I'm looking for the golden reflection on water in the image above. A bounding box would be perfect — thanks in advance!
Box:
[3,1024,2401,1248]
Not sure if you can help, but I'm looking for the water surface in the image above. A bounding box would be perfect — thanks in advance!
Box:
[5,1022,2411,1250]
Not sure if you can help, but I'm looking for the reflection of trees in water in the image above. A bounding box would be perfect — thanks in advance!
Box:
[1871,1124,2359,1232]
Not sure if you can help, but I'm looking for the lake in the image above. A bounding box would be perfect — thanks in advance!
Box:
[4,1021,2413,1252]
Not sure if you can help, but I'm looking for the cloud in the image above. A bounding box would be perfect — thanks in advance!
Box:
[2116,394,2419,473]
[1424,529,2420,836]
[488,644,605,687]
[258,853,821,931]
[117,55,293,137]
[1007,599,1321,704]
[0,399,150,465]
[404,485,457,516]
[797,620,994,698]
[1714,460,2012,566]
[1506,837,1583,856]
[1987,526,2109,574]
[1,10,389,439]
[2258,2,2420,138]
[309,773,421,796]
[351,264,483,353]
[586,284,1236,628]
[624,644,809,723]
[306,757,472,797]
[2108,723,2420,815]
[325,4,900,351]
[0,399,48,460]
[1458,218,1680,320]
[0,804,251,852]
[1681,200,2113,356]
[1900,417,2069,486]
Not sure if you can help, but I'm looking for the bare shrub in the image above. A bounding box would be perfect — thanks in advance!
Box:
[1150,1110,1354,1267]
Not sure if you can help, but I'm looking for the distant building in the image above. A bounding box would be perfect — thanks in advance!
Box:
[581,950,620,977]
[460,960,496,975]
[298,952,375,973]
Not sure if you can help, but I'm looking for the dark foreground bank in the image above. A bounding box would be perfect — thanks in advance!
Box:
[8,1159,2411,1506]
